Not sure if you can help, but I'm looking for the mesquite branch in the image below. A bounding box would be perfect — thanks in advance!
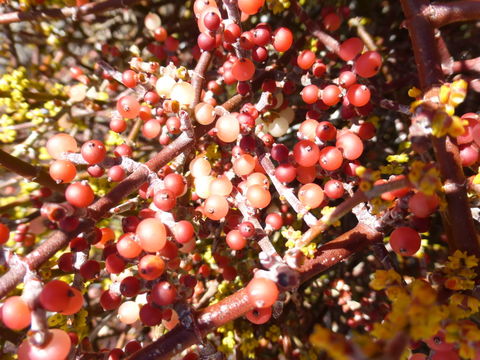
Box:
[290,0,340,55]
[0,95,240,298]
[222,0,247,59]
[0,149,66,193]
[400,0,480,255]
[127,223,382,360]
[425,1,480,28]
[0,0,141,25]
[297,177,410,248]
[450,57,480,75]
[1,1,480,359]
[0,229,72,298]
[258,153,317,227]
[0,52,217,299]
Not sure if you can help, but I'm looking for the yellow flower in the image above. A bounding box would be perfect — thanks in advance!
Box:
[408,304,447,340]
[351,332,381,357]
[310,325,350,360]
[47,313,66,327]
[446,250,479,270]
[300,242,317,258]
[449,294,480,319]
[408,161,442,195]
[205,143,221,161]
[445,320,480,359]
[321,206,341,227]
[355,165,367,177]
[408,87,422,98]
[266,325,281,342]
[370,269,402,290]
[359,180,372,192]
[410,279,436,306]
[385,285,407,301]
[410,99,424,112]
[387,154,409,163]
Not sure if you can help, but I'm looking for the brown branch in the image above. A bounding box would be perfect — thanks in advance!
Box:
[0,56,220,299]
[88,139,190,218]
[400,0,480,255]
[222,0,247,59]
[450,57,480,74]
[0,228,72,298]
[298,223,383,283]
[89,52,214,219]
[434,29,454,75]
[125,324,200,360]
[297,177,410,248]
[191,51,213,109]
[258,153,317,226]
[289,0,340,55]
[400,0,444,89]
[348,17,378,51]
[425,1,480,28]
[431,134,479,254]
[127,223,382,360]
[126,118,143,146]
[0,149,66,193]
[0,0,140,25]
[0,97,242,299]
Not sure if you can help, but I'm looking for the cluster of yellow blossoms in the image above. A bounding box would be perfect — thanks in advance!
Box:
[409,79,468,138]
[310,251,480,359]
[266,0,291,15]
[0,66,64,143]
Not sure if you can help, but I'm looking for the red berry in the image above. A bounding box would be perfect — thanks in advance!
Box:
[65,182,94,208]
[389,227,421,256]
[273,27,293,52]
[246,277,279,308]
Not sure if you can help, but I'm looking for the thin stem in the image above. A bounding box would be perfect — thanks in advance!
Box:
[222,0,247,59]
[0,95,242,299]
[0,0,141,24]
[191,51,213,108]
[0,149,66,193]
[290,0,340,55]
[348,17,377,51]
[425,1,480,28]
[126,118,143,146]
[297,177,410,248]
[400,0,480,255]
[434,29,454,75]
[258,153,317,226]
[450,57,480,74]
[127,223,382,360]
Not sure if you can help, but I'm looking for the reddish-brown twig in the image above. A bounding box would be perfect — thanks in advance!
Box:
[127,223,382,360]
[222,0,247,59]
[298,223,383,282]
[258,153,317,227]
[192,51,213,108]
[297,177,410,248]
[0,0,140,25]
[0,228,72,298]
[0,55,222,299]
[425,1,480,28]
[0,149,66,193]
[290,0,340,55]
[400,0,480,255]
[450,57,480,75]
